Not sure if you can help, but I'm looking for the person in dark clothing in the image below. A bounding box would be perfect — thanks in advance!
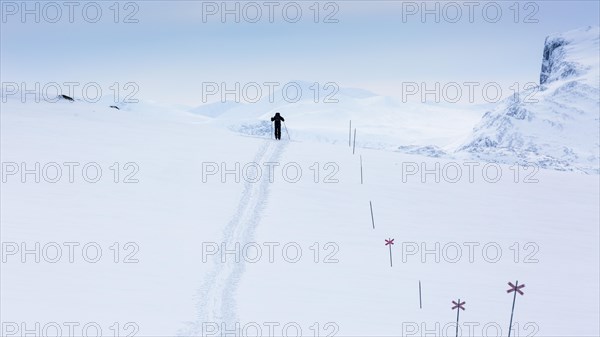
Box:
[271,112,285,140]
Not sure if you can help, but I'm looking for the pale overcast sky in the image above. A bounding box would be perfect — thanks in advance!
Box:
[2,1,599,106]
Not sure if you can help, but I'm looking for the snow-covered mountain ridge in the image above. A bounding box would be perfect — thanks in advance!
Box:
[458,26,600,173]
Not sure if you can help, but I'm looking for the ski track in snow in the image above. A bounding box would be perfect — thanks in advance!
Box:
[180,139,286,336]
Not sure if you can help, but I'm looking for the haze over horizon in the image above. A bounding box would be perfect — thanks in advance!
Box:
[2,1,599,106]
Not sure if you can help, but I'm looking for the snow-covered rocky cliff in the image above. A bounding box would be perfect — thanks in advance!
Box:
[459,26,600,173]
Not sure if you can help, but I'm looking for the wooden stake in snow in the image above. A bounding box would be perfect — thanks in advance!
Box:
[369,201,375,229]
[349,120,352,147]
[384,238,394,267]
[451,299,465,337]
[360,155,363,184]
[419,280,422,309]
[352,128,357,155]
[506,281,525,337]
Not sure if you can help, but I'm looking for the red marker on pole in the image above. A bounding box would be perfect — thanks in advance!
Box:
[506,281,525,337]
[451,299,465,337]
[385,238,394,267]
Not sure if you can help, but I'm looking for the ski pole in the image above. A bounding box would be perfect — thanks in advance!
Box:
[283,121,291,141]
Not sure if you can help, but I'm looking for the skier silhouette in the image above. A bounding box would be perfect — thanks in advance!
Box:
[271,112,285,140]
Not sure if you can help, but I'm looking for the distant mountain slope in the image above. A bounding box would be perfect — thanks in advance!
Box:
[189,81,484,150]
[458,26,600,173]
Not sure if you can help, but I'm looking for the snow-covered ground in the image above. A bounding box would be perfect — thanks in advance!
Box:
[2,24,599,337]
[186,26,600,174]
[1,96,598,336]
[190,81,487,154]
